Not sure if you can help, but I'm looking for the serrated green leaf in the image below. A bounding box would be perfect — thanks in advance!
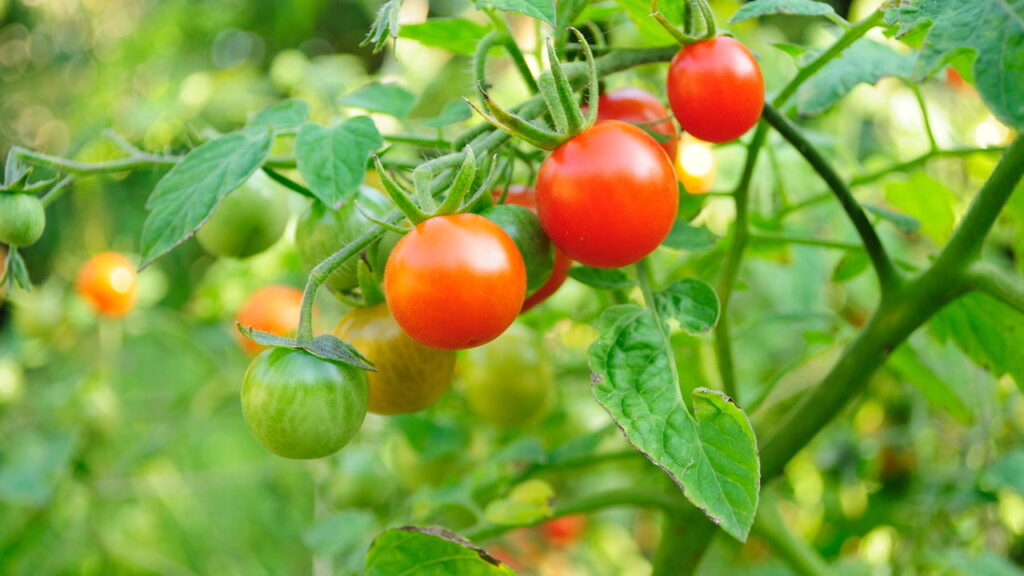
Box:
[401,18,491,55]
[567,266,636,290]
[362,0,402,53]
[365,526,518,575]
[295,118,382,208]
[931,293,1024,389]
[886,0,1024,131]
[477,0,556,26]
[730,0,837,23]
[865,203,921,235]
[339,83,417,119]
[796,39,916,116]
[423,100,473,128]
[249,99,310,130]
[654,279,720,335]
[884,172,956,245]
[832,251,870,283]
[139,129,272,268]
[589,305,760,540]
[236,325,375,371]
[887,344,972,424]
[663,219,718,250]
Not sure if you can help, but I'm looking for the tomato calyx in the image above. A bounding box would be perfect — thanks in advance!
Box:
[236,324,376,372]
[466,28,598,151]
[652,0,716,46]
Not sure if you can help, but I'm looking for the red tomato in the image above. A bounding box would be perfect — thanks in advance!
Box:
[75,252,138,317]
[535,120,678,269]
[592,87,677,158]
[492,185,571,311]
[541,515,588,548]
[235,285,304,355]
[383,213,526,350]
[667,37,764,143]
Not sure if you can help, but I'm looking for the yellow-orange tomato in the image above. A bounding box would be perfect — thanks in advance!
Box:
[235,285,304,355]
[75,252,138,317]
[675,134,717,195]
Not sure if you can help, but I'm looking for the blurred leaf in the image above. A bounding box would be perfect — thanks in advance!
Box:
[613,0,678,43]
[304,510,378,558]
[0,433,75,507]
[365,526,518,575]
[139,129,271,268]
[931,293,1024,389]
[401,19,491,55]
[796,39,916,116]
[567,266,636,289]
[4,148,28,188]
[236,325,376,371]
[477,0,556,26]
[886,0,1024,131]
[423,100,473,128]
[590,305,760,540]
[340,83,417,118]
[730,0,837,23]
[887,344,972,424]
[654,279,720,335]
[484,479,554,525]
[249,99,310,130]
[931,549,1024,576]
[393,414,469,459]
[556,0,588,28]
[363,0,403,53]
[548,428,614,464]
[832,251,869,283]
[865,203,921,235]
[295,118,382,208]
[663,219,719,250]
[770,42,809,60]
[979,449,1024,495]
[884,172,956,244]
[678,186,709,221]
[2,246,31,291]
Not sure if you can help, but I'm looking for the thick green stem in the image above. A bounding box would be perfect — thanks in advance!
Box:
[14,147,180,174]
[965,262,1024,315]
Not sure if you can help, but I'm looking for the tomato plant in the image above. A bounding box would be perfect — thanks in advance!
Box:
[592,86,677,158]
[0,193,45,247]
[235,285,304,355]
[480,203,553,293]
[75,252,137,317]
[461,323,551,428]
[195,172,290,259]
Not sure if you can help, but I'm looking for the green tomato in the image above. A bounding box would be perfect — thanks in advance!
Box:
[242,348,369,459]
[369,229,404,281]
[480,204,553,293]
[0,193,45,247]
[196,172,289,259]
[295,186,392,295]
[462,324,552,427]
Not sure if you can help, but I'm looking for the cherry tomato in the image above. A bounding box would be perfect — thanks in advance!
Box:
[480,204,553,293]
[235,285,304,355]
[0,192,45,247]
[384,213,526,350]
[493,186,572,311]
[592,87,677,158]
[335,303,455,414]
[675,133,717,195]
[462,324,551,427]
[541,515,588,548]
[667,37,764,143]
[535,120,677,268]
[75,252,138,317]
[295,186,392,295]
[196,172,289,259]
[242,347,368,459]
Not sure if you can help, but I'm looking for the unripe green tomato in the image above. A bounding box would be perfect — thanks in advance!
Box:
[295,186,392,295]
[462,324,552,427]
[196,172,289,259]
[241,347,368,459]
[0,193,45,247]
[480,204,554,293]
[369,229,404,281]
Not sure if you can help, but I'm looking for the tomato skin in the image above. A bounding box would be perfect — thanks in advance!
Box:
[480,204,553,293]
[335,303,455,414]
[594,87,677,158]
[541,515,588,548]
[0,193,45,247]
[75,252,138,317]
[295,186,392,294]
[241,347,368,459]
[384,213,526,350]
[235,285,304,355]
[196,172,289,259]
[667,37,764,143]
[535,120,678,269]
[462,324,551,427]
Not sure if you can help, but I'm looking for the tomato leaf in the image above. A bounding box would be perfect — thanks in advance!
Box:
[295,118,383,209]
[401,18,492,55]
[832,251,870,283]
[365,526,518,575]
[678,186,709,221]
[730,0,839,23]
[362,0,402,53]
[662,220,718,250]
[886,0,1024,131]
[865,203,921,235]
[796,39,916,116]
[139,129,272,269]
[339,82,417,119]
[423,100,473,128]
[884,172,956,245]
[248,99,310,130]
[589,305,760,540]
[476,0,555,27]
[654,279,720,336]
[930,293,1024,390]
[236,325,376,371]
[567,266,636,290]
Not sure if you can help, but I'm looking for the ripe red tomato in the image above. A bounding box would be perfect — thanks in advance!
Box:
[535,120,678,269]
[667,37,764,143]
[384,213,526,350]
[592,87,677,158]
[541,515,588,548]
[75,252,138,317]
[235,285,304,355]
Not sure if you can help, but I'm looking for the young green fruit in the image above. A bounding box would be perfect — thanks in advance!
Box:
[196,172,289,259]
[0,193,45,247]
[480,204,554,293]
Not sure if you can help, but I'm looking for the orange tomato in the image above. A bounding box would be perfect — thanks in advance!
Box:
[675,134,717,194]
[75,252,138,317]
[235,285,304,355]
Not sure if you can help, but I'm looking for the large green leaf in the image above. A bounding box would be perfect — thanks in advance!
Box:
[365,526,518,575]
[589,305,760,540]
[730,0,837,23]
[476,0,556,27]
[654,279,720,336]
[295,117,382,208]
[339,83,417,119]
[401,19,491,55]
[886,0,1024,131]
[930,293,1024,389]
[884,172,956,245]
[140,129,272,268]
[796,39,916,116]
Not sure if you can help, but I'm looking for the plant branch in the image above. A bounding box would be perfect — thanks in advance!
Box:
[850,147,1004,187]
[965,261,1024,315]
[13,146,180,175]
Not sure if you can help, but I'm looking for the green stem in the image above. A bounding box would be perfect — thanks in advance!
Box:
[650,506,718,576]
[14,147,180,174]
[849,147,1003,187]
[749,231,863,252]
[636,258,680,393]
[382,133,451,149]
[965,262,1024,315]
[908,83,938,152]
[40,176,74,208]
[262,167,316,200]
[753,493,831,576]
[486,10,539,95]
